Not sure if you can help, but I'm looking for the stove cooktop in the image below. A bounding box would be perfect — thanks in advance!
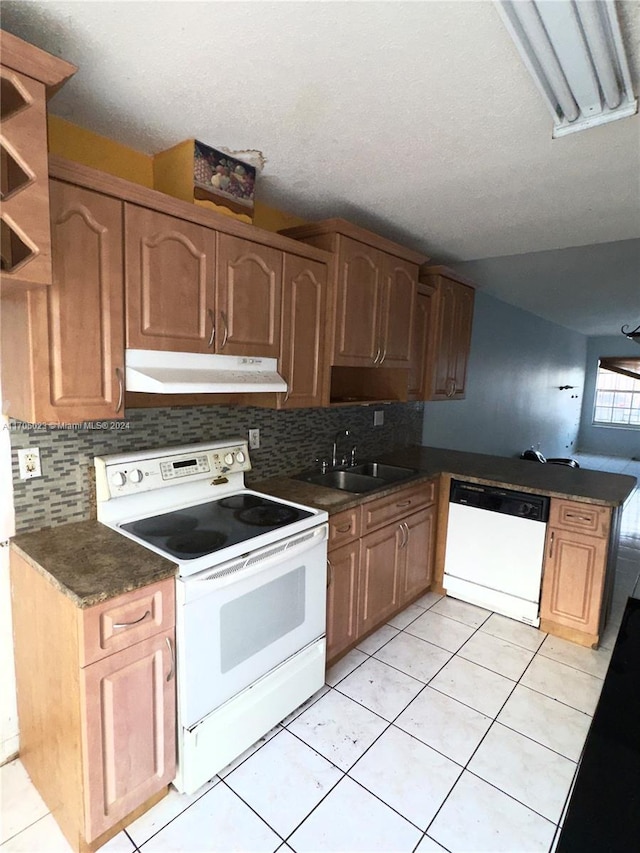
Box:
[120,493,314,560]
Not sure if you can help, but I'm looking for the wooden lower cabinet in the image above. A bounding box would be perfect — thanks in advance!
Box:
[400,507,436,601]
[358,523,403,634]
[326,539,360,662]
[540,527,608,643]
[326,481,437,666]
[11,552,176,852]
[540,499,611,647]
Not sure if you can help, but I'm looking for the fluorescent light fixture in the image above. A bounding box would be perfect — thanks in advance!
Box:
[497,0,637,136]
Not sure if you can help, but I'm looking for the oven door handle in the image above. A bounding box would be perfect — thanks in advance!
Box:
[182,524,328,591]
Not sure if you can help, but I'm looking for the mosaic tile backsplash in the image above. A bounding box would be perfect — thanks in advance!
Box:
[9,402,424,533]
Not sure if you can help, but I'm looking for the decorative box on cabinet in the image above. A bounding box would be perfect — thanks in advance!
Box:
[417,265,475,401]
[540,498,612,647]
[0,180,125,423]
[280,218,428,404]
[0,30,76,288]
[11,552,176,852]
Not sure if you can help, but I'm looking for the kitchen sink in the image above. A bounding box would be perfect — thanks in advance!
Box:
[346,462,418,483]
[294,461,419,493]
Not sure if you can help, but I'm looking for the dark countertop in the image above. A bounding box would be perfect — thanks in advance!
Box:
[11,445,635,609]
[556,592,640,852]
[253,445,637,514]
[11,520,176,609]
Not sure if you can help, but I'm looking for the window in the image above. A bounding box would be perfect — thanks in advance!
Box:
[593,360,640,428]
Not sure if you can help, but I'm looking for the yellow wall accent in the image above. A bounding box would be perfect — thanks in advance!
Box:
[48,116,154,187]
[47,116,308,233]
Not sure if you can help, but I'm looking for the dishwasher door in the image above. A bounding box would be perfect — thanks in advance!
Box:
[443,490,549,626]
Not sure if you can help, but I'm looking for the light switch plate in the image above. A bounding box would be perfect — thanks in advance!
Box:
[373,410,384,427]
[17,447,42,479]
[248,429,260,449]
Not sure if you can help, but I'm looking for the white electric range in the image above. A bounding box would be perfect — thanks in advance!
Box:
[95,439,328,793]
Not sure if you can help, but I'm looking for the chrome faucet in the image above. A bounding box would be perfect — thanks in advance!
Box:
[332,428,352,468]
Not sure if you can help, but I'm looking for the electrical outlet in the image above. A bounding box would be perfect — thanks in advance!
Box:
[18,447,42,480]
[373,410,384,427]
[248,428,260,449]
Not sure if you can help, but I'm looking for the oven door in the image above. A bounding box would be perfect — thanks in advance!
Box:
[176,523,327,728]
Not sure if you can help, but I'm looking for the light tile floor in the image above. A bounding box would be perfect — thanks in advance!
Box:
[2,455,638,853]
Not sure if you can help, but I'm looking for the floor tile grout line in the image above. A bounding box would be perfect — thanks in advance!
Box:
[216,775,289,848]
[125,776,223,848]
[0,811,51,847]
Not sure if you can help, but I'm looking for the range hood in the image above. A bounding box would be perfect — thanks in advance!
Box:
[125,349,287,394]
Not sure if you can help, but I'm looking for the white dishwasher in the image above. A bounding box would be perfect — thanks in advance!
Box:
[443,480,550,626]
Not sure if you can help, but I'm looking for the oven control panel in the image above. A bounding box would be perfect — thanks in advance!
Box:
[95,441,252,500]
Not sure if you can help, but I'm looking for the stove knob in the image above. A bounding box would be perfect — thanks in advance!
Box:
[224,452,234,465]
[111,471,126,487]
[236,450,246,464]
[129,469,144,484]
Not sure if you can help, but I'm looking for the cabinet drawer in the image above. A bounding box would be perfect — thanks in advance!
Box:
[329,507,361,547]
[362,480,436,534]
[549,500,610,539]
[80,578,175,667]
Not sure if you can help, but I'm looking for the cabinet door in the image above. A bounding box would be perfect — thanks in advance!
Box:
[430,277,458,399]
[430,278,474,400]
[408,289,434,400]
[379,257,417,367]
[327,541,360,664]
[400,507,435,604]
[358,524,402,635]
[540,528,607,636]
[451,282,474,398]
[82,630,176,841]
[29,181,125,421]
[333,236,384,366]
[216,234,282,357]
[125,205,216,353]
[279,253,328,408]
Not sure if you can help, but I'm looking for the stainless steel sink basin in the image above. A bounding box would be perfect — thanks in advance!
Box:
[294,461,419,493]
[299,470,385,493]
[347,462,418,483]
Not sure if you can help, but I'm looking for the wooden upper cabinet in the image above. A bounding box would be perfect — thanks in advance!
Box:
[380,256,418,367]
[279,219,428,370]
[216,234,282,357]
[0,31,76,289]
[279,253,328,408]
[125,204,216,353]
[333,236,385,365]
[408,284,435,400]
[418,266,475,401]
[0,180,125,423]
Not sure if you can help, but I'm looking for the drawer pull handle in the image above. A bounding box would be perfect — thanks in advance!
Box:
[220,311,229,349]
[113,610,151,630]
[336,523,352,533]
[396,500,411,508]
[327,558,333,588]
[566,513,592,522]
[166,636,175,682]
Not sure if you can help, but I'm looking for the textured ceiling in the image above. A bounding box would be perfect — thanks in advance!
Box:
[2,0,639,336]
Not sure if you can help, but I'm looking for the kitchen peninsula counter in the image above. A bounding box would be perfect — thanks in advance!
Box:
[11,520,175,607]
[253,444,637,512]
